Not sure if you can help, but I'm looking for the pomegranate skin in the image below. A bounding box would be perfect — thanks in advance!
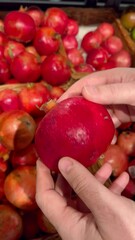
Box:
[35,96,115,172]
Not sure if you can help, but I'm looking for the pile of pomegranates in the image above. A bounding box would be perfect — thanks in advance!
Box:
[0,5,134,240]
[0,5,133,86]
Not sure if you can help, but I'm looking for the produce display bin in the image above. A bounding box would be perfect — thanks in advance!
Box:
[0,3,135,240]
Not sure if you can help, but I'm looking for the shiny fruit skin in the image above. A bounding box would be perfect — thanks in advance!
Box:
[81,30,103,53]
[35,96,115,172]
[0,204,23,240]
[4,40,25,64]
[34,27,60,56]
[10,51,41,83]
[41,53,71,86]
[62,35,78,51]
[26,6,44,27]
[97,22,114,40]
[42,7,68,35]
[4,11,36,43]
[102,35,123,55]
[67,48,84,67]
[97,60,116,70]
[109,49,132,67]
[4,166,37,210]
[0,88,21,112]
[86,47,109,69]
[66,18,79,36]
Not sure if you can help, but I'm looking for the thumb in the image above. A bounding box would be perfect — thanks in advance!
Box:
[82,82,135,105]
[58,157,115,219]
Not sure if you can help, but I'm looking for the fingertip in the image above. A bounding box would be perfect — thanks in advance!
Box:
[36,159,44,169]
[36,159,50,175]
[109,171,130,195]
[120,171,130,184]
[102,162,113,171]
[95,162,113,183]
[36,159,41,167]
[58,157,74,174]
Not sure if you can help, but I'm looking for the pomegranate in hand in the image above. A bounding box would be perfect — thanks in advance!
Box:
[35,96,115,172]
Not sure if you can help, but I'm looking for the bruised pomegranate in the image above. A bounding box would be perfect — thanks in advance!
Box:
[0,110,36,150]
[4,166,37,210]
[35,96,115,172]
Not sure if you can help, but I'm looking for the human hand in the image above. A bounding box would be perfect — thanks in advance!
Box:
[36,157,135,240]
[59,67,135,127]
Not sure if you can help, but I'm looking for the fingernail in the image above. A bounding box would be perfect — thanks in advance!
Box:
[59,157,73,173]
[36,159,40,167]
[36,159,44,168]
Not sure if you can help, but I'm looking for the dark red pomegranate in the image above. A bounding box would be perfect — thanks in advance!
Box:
[35,96,115,172]
[0,204,23,240]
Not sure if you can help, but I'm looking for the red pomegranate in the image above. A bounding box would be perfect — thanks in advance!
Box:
[35,96,115,172]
